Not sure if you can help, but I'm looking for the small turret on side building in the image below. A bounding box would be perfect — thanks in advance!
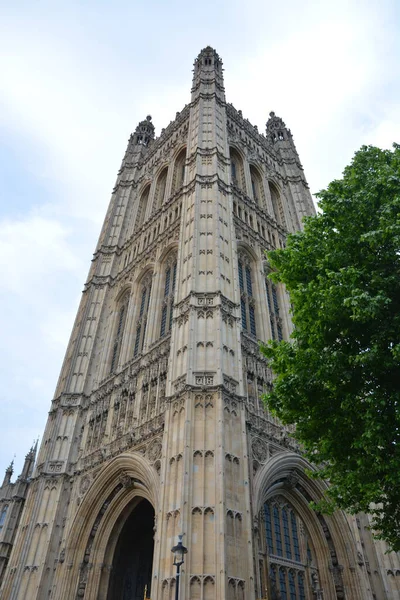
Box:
[0,443,37,587]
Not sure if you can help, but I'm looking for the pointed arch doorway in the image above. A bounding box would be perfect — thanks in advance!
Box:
[106,499,155,600]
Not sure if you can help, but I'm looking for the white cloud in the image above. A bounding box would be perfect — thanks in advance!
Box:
[0,215,81,295]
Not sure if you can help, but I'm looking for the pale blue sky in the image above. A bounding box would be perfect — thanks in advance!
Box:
[1,0,399,477]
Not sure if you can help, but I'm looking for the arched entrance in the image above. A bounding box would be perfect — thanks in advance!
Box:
[106,499,155,600]
[253,452,366,600]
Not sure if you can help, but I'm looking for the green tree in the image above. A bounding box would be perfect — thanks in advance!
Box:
[261,145,400,550]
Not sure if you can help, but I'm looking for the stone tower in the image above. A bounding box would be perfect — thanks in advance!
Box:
[2,47,399,600]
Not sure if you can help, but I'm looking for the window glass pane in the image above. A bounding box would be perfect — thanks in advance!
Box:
[249,305,256,336]
[288,571,296,600]
[273,505,283,557]
[238,261,244,290]
[264,503,273,553]
[279,568,287,600]
[307,543,312,563]
[164,268,171,297]
[270,566,277,588]
[139,289,147,317]
[160,306,167,337]
[134,325,141,356]
[117,305,125,336]
[298,573,305,600]
[245,266,253,296]
[272,284,280,315]
[277,324,283,341]
[0,507,8,530]
[141,321,147,353]
[291,512,301,561]
[146,283,152,310]
[172,262,177,290]
[265,280,273,313]
[168,300,173,331]
[252,178,257,198]
[270,318,276,340]
[241,299,247,330]
[110,342,119,373]
[282,508,292,559]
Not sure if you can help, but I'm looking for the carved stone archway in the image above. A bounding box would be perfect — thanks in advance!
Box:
[253,452,366,600]
[53,452,160,600]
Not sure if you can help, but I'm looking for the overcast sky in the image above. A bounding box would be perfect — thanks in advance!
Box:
[1,0,399,477]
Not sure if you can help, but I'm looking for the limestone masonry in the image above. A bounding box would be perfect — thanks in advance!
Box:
[1,47,399,600]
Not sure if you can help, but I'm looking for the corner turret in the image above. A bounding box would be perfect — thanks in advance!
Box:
[20,441,37,481]
[266,111,291,144]
[191,46,225,102]
[132,115,155,147]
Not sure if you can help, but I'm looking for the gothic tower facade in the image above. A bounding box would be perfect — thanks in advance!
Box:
[1,47,399,600]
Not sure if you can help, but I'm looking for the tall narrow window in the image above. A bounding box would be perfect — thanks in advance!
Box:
[279,568,288,600]
[250,165,264,206]
[134,275,152,357]
[282,508,292,559]
[0,506,8,532]
[291,511,301,561]
[110,292,129,373]
[298,573,306,600]
[135,184,151,230]
[264,503,273,553]
[230,148,245,191]
[262,497,319,600]
[160,258,177,337]
[288,571,297,600]
[266,273,283,341]
[231,160,237,181]
[172,148,186,192]
[153,167,168,213]
[273,505,283,557]
[269,181,286,229]
[238,256,257,337]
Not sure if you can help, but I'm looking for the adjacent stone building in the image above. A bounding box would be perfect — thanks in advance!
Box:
[1,47,399,600]
[0,444,37,589]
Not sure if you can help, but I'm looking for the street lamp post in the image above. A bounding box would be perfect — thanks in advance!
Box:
[171,534,187,600]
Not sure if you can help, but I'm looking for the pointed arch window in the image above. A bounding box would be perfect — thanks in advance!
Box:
[265,272,283,341]
[230,147,245,191]
[160,258,177,337]
[153,167,168,213]
[134,275,153,356]
[172,148,186,193]
[269,181,286,229]
[110,292,130,373]
[238,256,256,337]
[0,505,8,532]
[135,184,151,230]
[262,497,319,600]
[249,165,264,207]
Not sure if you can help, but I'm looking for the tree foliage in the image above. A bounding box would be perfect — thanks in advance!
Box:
[261,145,400,550]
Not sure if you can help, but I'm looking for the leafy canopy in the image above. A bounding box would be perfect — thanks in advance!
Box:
[261,145,400,550]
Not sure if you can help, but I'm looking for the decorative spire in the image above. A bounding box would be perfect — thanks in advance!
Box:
[2,458,14,486]
[191,46,225,102]
[266,111,290,143]
[132,115,155,147]
[194,46,222,66]
[20,440,38,480]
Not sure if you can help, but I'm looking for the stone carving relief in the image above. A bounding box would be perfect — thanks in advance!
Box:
[79,475,91,496]
[251,437,268,463]
[146,438,162,463]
